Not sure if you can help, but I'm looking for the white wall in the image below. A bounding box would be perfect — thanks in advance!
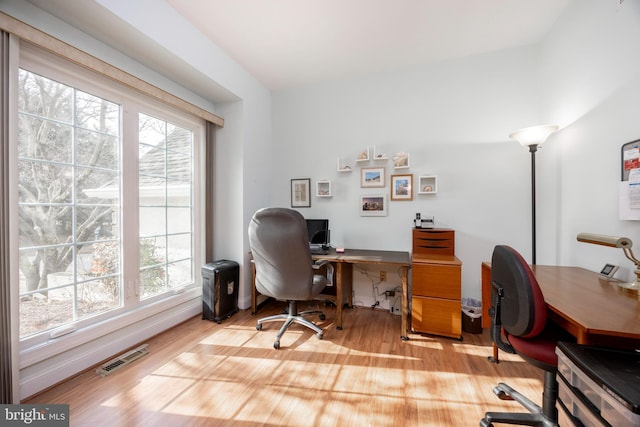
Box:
[272,46,546,304]
[271,0,640,307]
[540,0,640,276]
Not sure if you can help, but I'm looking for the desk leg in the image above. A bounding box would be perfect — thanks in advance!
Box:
[400,266,410,341]
[251,261,257,315]
[335,262,352,330]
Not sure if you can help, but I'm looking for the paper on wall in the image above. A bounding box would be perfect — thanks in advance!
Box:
[620,177,640,220]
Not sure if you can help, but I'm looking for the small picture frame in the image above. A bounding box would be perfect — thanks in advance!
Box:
[360,194,387,216]
[391,174,413,201]
[360,167,385,188]
[291,178,311,208]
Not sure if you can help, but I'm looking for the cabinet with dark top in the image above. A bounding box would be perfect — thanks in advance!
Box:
[411,228,462,339]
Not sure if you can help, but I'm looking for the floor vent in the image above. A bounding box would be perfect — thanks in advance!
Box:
[96,344,149,376]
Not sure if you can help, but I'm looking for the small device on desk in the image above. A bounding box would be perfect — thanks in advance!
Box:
[413,213,434,228]
[600,263,619,278]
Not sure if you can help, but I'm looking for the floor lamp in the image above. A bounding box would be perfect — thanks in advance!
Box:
[508,124,558,264]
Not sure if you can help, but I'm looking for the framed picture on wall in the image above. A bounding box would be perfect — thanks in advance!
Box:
[291,178,311,207]
[360,194,387,216]
[360,167,385,188]
[391,174,413,201]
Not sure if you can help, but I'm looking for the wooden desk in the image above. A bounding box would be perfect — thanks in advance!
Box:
[481,262,640,347]
[251,248,412,339]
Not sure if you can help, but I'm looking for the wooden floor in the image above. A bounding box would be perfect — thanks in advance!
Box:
[26,302,545,426]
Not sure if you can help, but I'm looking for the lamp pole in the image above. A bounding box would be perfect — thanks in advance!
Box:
[508,124,558,266]
[529,144,539,265]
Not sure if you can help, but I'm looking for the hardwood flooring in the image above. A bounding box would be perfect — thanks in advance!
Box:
[26,302,545,426]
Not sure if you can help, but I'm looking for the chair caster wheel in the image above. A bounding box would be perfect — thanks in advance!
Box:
[273,341,280,349]
[319,314,326,320]
[256,323,262,331]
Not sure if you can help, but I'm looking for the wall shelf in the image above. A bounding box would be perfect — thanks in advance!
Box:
[372,146,388,161]
[336,158,353,172]
[392,151,410,169]
[418,176,437,194]
[316,180,332,197]
[356,147,370,162]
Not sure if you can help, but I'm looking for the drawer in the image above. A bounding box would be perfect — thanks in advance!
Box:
[558,375,609,427]
[557,398,581,427]
[557,347,640,427]
[412,263,461,299]
[412,229,454,256]
[411,296,461,338]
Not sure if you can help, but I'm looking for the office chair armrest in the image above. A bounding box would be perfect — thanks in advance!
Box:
[312,259,334,286]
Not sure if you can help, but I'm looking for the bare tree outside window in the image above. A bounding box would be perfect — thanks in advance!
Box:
[17,66,197,340]
[18,69,121,337]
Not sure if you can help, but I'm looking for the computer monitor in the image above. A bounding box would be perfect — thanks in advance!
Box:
[306,219,329,245]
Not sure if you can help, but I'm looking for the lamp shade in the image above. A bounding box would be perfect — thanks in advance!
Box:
[577,232,633,249]
[509,124,559,147]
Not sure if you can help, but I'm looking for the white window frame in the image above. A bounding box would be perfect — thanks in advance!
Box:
[15,42,205,364]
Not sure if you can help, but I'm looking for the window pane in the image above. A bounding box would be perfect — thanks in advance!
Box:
[140,265,166,298]
[140,236,166,268]
[18,160,72,203]
[19,286,74,338]
[18,69,72,123]
[167,207,191,234]
[77,242,120,277]
[139,114,166,147]
[76,167,119,205]
[167,180,190,205]
[168,260,192,288]
[18,206,73,248]
[18,116,72,163]
[167,234,191,263]
[166,125,192,154]
[166,151,190,180]
[139,146,166,179]
[76,206,119,242]
[77,278,120,319]
[76,129,119,170]
[139,176,167,206]
[139,207,166,236]
[75,91,119,136]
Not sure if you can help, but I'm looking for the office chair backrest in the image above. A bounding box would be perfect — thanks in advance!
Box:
[248,207,316,301]
[491,245,547,338]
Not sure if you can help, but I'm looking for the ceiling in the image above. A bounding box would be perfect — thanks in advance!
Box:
[26,0,572,93]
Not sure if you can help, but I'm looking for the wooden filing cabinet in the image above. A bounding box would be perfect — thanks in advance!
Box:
[411,228,462,339]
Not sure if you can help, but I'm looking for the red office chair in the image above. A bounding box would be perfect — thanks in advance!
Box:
[480,245,573,427]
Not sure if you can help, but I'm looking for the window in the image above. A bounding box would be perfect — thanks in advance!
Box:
[16,44,204,345]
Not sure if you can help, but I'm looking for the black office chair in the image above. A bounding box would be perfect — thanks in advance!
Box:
[480,245,572,427]
[248,207,334,349]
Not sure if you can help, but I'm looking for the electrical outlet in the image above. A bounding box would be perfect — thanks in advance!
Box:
[380,271,386,281]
